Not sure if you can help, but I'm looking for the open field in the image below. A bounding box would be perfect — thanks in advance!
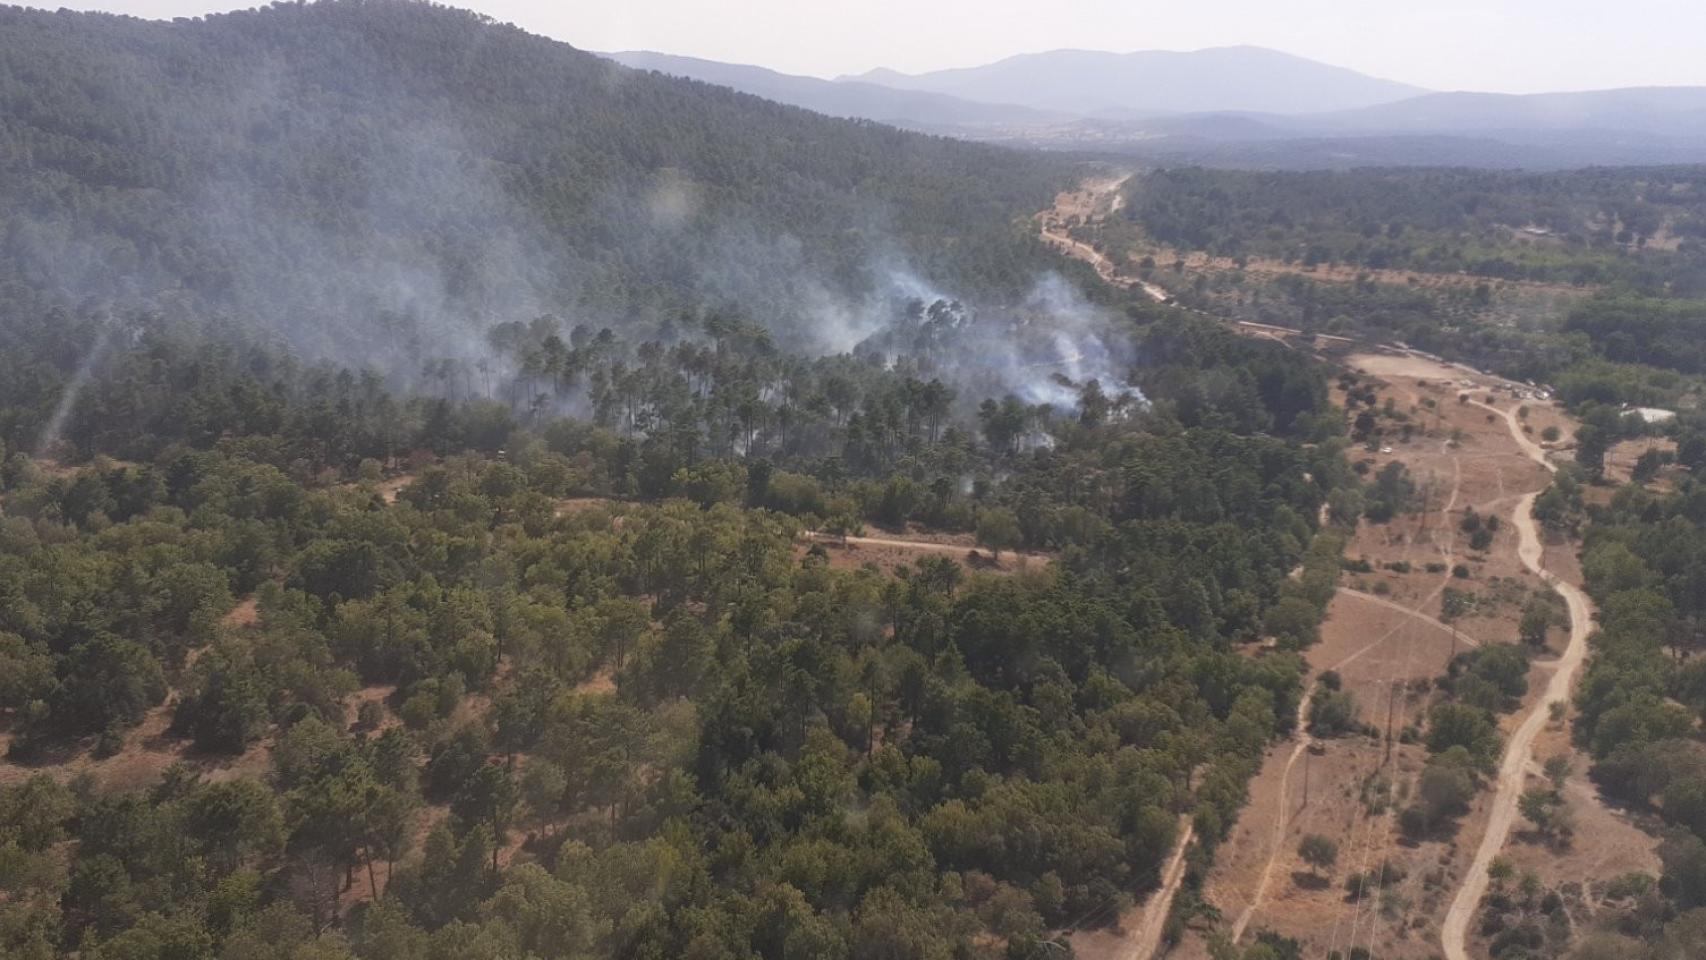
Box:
[1174,350,1621,960]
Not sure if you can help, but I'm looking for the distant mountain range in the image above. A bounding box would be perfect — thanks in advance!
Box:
[837,46,1427,117]
[1306,86,1706,136]
[605,52,1061,128]
[606,46,1706,169]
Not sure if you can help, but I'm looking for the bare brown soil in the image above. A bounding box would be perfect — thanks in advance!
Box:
[554,496,618,517]
[1493,705,1660,925]
[1177,352,1593,960]
[1047,175,1130,223]
[1037,176,1171,303]
[1441,401,1598,960]
[572,669,617,697]
[1071,817,1195,960]
[1603,436,1677,488]
[0,691,273,793]
[345,684,402,734]
[374,473,416,503]
[222,594,260,629]
[799,530,1051,577]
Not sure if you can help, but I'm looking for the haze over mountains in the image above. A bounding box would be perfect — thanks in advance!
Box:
[605,51,1064,129]
[838,46,1426,117]
[609,46,1706,169]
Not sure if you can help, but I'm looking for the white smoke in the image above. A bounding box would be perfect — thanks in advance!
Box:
[34,328,113,457]
[843,270,1146,420]
[8,34,1149,436]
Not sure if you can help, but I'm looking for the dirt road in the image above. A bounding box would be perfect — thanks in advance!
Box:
[1231,592,1454,942]
[801,531,1051,566]
[1037,176,1173,303]
[1228,518,1467,948]
[1034,187,1581,956]
[1441,405,1592,960]
[1231,454,1463,943]
[1131,821,1195,960]
[1070,816,1195,960]
[1337,587,1478,648]
[1473,400,1551,466]
[1038,227,1173,303]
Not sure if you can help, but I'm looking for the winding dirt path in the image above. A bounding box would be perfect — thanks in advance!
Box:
[1037,183,1583,956]
[1231,452,1464,943]
[801,531,1052,567]
[1336,587,1479,648]
[1441,405,1592,960]
[1037,175,1174,303]
[1039,226,1173,303]
[1127,820,1196,960]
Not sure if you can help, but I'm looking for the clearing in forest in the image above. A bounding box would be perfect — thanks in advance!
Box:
[1177,351,1649,960]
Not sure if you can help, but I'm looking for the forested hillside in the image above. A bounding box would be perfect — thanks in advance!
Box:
[0,299,1350,959]
[0,3,1369,958]
[0,0,1071,365]
[1117,167,1706,291]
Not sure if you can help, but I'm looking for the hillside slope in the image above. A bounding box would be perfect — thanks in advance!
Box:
[0,1,1070,364]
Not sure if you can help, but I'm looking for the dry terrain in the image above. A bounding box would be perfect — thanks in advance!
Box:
[1174,351,1639,960]
[1037,176,1172,303]
[1439,397,1653,960]
[1072,818,1196,960]
[0,598,273,792]
[801,528,1051,576]
[1602,436,1677,488]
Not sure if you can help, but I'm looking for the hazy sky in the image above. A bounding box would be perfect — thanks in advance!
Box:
[53,0,1706,93]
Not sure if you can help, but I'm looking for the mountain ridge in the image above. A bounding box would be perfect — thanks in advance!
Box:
[600,43,1706,167]
[1304,85,1706,134]
[836,45,1430,116]
[604,50,1065,128]
[0,0,1073,365]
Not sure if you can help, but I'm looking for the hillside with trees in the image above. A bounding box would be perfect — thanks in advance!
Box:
[0,3,1370,958]
[0,0,1074,367]
[0,296,1351,958]
[1113,167,1706,289]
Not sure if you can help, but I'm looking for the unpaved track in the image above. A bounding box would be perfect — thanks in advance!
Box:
[1120,820,1195,960]
[1337,587,1478,648]
[1039,227,1172,303]
[1473,400,1551,466]
[1231,453,1463,943]
[1037,176,1172,304]
[1441,404,1591,960]
[1228,596,1453,941]
[802,531,1051,566]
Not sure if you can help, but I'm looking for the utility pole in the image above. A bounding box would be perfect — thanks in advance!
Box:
[1385,682,1399,764]
[1302,748,1311,811]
